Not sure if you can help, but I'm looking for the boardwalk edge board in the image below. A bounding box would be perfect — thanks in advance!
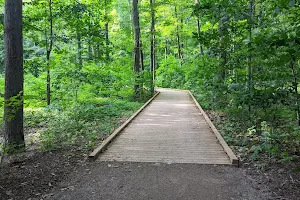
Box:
[89,91,161,159]
[188,91,239,166]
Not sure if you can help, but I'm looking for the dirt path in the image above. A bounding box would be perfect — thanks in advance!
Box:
[99,89,231,164]
[47,162,269,200]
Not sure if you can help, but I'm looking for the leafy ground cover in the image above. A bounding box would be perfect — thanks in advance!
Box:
[1,95,144,156]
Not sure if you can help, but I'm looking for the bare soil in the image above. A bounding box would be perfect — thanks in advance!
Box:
[47,161,270,200]
[0,145,299,199]
[0,148,86,200]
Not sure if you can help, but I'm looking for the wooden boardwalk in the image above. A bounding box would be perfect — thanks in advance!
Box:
[98,89,232,164]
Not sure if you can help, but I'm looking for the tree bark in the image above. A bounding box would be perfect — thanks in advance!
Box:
[140,40,145,71]
[218,15,228,83]
[291,56,300,126]
[46,0,53,106]
[105,22,109,61]
[77,32,83,69]
[132,0,141,99]
[164,39,168,60]
[150,0,155,95]
[4,0,25,150]
[88,40,92,60]
[96,44,100,59]
[247,0,255,113]
[104,0,110,61]
[175,6,182,63]
[195,0,204,55]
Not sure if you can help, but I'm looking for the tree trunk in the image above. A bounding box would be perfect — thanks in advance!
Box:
[77,32,83,69]
[291,56,300,126]
[150,0,155,95]
[197,18,204,55]
[4,0,25,150]
[175,6,182,63]
[195,0,204,55]
[165,39,170,59]
[218,14,228,83]
[96,44,100,59]
[105,22,109,61]
[88,40,92,60]
[132,0,141,99]
[46,0,53,106]
[140,40,145,71]
[247,0,255,113]
[104,0,110,61]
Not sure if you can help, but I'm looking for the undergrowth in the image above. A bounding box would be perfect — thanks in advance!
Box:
[24,98,143,151]
[198,101,300,167]
[0,98,143,157]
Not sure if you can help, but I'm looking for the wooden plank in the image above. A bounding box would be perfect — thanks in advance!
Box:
[97,89,232,165]
[188,91,239,166]
[89,91,161,158]
[99,157,231,165]
[100,154,231,160]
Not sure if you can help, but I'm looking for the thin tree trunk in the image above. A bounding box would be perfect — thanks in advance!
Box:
[104,0,110,61]
[291,56,300,126]
[46,0,53,106]
[220,50,227,81]
[150,0,155,95]
[165,39,168,60]
[4,0,25,150]
[175,6,182,63]
[105,22,109,61]
[195,0,204,55]
[219,22,227,82]
[180,17,184,60]
[75,31,82,101]
[163,10,168,60]
[140,40,145,71]
[197,22,203,54]
[88,40,92,60]
[132,0,141,99]
[197,18,204,54]
[247,0,255,113]
[96,44,100,59]
[219,15,228,83]
[87,11,92,60]
[77,32,83,69]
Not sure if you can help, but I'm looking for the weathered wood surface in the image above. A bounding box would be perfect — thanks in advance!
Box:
[99,89,234,165]
[89,92,160,158]
[188,91,239,165]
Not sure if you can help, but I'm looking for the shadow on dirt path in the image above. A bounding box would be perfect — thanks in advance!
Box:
[47,161,271,200]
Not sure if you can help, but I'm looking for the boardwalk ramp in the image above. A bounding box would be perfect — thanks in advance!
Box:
[97,89,236,165]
